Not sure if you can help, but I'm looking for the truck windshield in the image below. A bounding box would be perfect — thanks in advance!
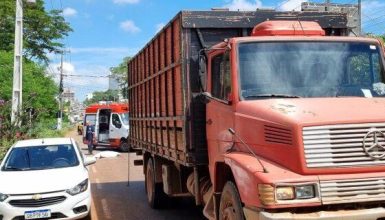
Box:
[238,42,385,99]
[121,113,129,125]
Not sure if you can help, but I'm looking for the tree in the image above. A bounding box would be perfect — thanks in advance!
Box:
[110,56,131,99]
[0,0,72,63]
[83,89,120,106]
[0,50,59,119]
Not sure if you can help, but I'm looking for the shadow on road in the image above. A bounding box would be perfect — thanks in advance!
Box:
[91,181,205,220]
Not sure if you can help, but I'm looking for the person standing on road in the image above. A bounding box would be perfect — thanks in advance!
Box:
[86,121,95,155]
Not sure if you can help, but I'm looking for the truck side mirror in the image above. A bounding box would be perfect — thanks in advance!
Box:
[199,54,207,91]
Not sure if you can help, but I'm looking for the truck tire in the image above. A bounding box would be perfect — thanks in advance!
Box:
[119,142,130,152]
[219,181,245,220]
[145,158,164,209]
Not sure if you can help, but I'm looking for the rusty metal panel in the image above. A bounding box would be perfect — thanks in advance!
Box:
[181,11,348,29]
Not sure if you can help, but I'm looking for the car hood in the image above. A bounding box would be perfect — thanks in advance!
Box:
[237,97,385,126]
[0,166,88,194]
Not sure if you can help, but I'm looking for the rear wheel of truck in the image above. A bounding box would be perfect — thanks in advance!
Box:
[145,158,164,209]
[219,181,245,220]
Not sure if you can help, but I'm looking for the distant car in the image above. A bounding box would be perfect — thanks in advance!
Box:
[77,120,83,135]
[0,138,96,220]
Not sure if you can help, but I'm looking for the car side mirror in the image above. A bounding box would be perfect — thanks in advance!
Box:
[84,156,96,166]
[199,54,207,91]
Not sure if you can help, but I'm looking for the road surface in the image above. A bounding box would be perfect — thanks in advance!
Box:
[67,130,205,220]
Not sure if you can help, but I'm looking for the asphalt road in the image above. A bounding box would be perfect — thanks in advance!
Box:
[67,130,205,220]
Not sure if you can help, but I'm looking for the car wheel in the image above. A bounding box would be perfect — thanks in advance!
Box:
[219,181,244,220]
[119,141,130,152]
[145,158,164,209]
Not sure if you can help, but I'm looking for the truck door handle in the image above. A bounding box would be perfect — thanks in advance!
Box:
[206,119,212,125]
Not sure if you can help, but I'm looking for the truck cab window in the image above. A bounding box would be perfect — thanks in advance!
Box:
[112,114,122,128]
[211,52,231,101]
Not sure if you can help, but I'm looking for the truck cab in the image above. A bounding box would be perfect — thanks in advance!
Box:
[202,21,385,219]
[83,102,130,152]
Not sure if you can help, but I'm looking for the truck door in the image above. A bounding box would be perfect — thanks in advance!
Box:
[206,51,234,176]
[110,113,123,143]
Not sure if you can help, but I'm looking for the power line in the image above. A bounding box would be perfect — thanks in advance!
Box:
[63,74,111,78]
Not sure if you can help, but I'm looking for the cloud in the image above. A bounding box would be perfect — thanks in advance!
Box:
[113,0,140,4]
[62,7,77,17]
[120,20,141,33]
[224,0,262,11]
[276,0,307,11]
[155,22,165,33]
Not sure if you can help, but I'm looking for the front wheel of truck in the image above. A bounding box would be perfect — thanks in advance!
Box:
[145,158,164,209]
[219,181,245,220]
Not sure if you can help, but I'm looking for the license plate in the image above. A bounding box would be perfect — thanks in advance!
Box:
[24,209,51,219]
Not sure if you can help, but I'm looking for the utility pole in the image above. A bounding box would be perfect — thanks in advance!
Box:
[57,52,64,130]
[358,0,361,35]
[11,0,23,124]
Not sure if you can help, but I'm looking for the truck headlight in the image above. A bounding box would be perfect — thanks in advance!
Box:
[276,186,295,200]
[276,185,315,200]
[295,185,315,199]
[66,179,88,196]
[0,193,8,202]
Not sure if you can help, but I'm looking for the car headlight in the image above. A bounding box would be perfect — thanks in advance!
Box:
[66,179,88,196]
[0,193,8,202]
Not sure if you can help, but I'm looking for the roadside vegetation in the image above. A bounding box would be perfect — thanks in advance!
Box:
[0,0,72,160]
[83,57,130,105]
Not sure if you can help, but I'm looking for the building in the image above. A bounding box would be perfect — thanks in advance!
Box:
[86,93,93,100]
[62,88,75,103]
[301,2,360,36]
[109,74,120,91]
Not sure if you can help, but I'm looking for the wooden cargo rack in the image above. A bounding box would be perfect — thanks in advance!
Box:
[127,10,348,167]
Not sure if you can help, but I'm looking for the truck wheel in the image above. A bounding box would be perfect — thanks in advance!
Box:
[145,158,164,209]
[119,142,130,152]
[219,181,244,220]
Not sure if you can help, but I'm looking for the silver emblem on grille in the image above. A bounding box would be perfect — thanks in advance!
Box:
[363,129,385,159]
[32,194,42,201]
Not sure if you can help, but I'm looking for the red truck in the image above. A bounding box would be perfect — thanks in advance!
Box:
[128,10,385,219]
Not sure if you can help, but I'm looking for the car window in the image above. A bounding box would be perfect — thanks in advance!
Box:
[2,144,79,171]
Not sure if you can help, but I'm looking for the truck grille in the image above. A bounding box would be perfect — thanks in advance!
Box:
[303,123,385,168]
[9,196,66,208]
[320,177,385,204]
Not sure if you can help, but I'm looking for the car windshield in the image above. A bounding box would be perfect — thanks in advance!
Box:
[121,113,129,125]
[2,145,79,171]
[238,42,385,99]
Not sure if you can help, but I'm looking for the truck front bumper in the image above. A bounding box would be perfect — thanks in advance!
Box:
[244,206,385,220]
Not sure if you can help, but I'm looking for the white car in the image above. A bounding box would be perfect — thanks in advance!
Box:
[0,138,96,220]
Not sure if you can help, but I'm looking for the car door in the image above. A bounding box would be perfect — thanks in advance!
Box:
[110,113,123,141]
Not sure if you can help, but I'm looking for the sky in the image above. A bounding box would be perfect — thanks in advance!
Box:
[43,0,385,101]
